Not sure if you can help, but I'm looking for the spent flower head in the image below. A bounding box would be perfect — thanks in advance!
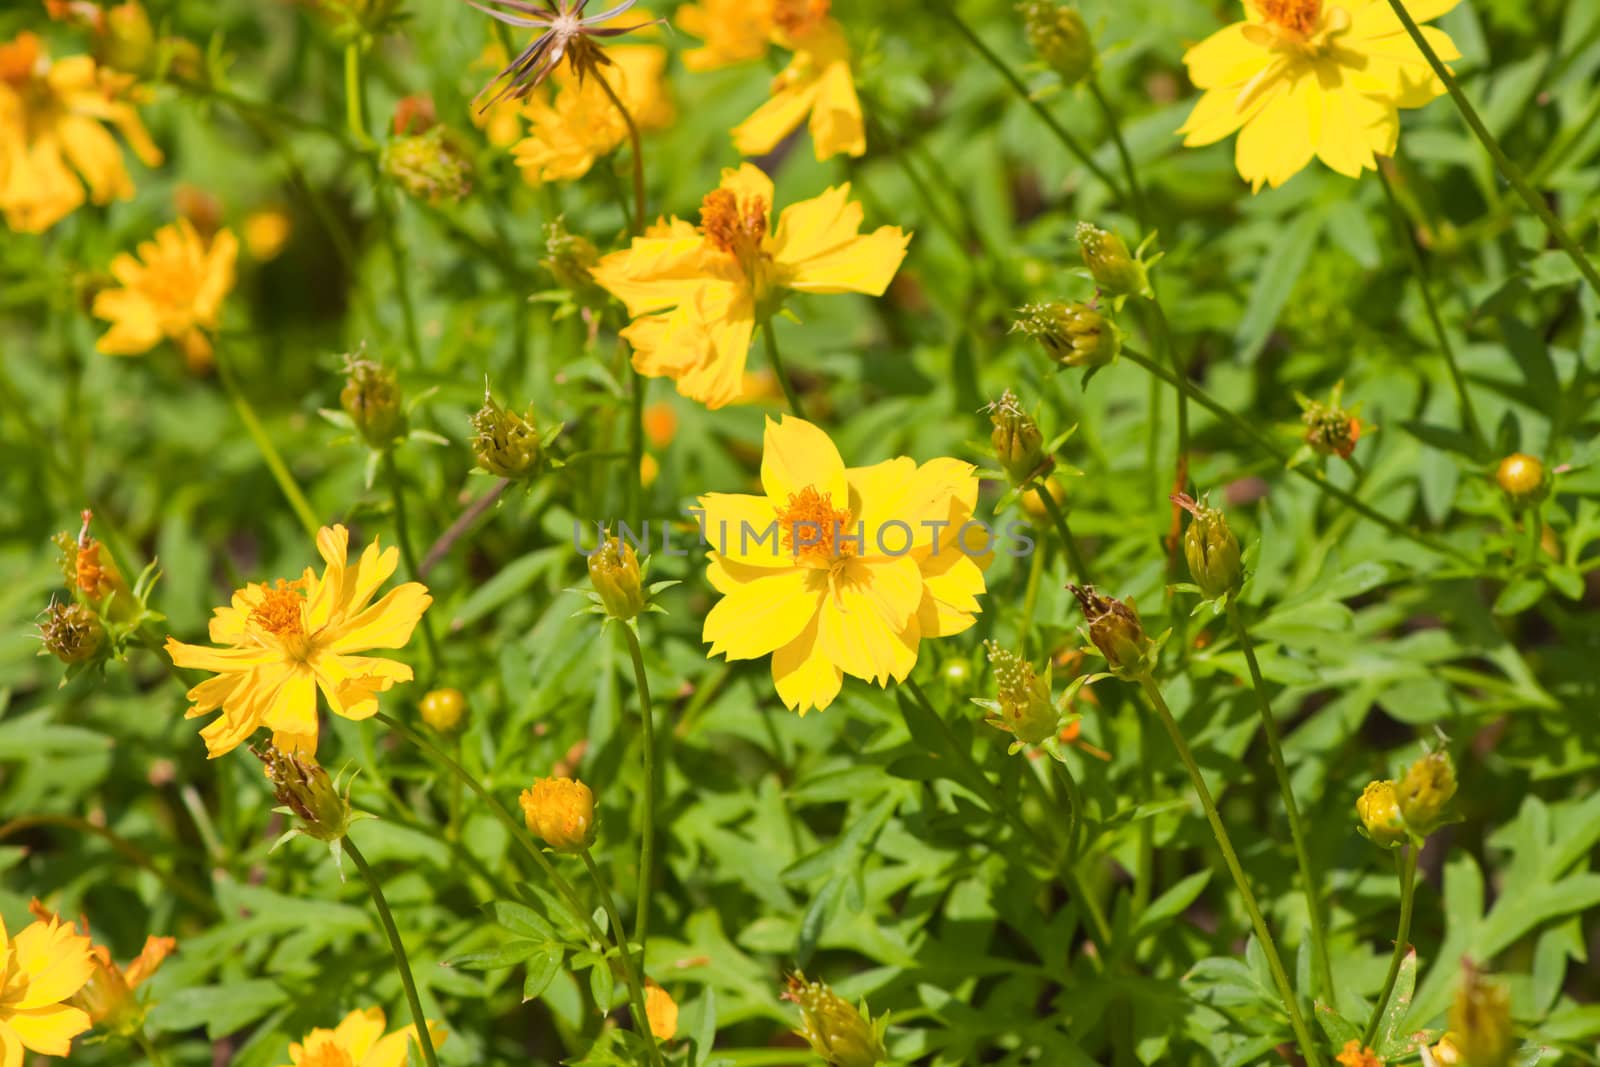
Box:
[39,600,106,666]
[783,972,888,1067]
[1397,747,1457,838]
[1296,382,1367,463]
[974,641,1059,749]
[1449,961,1513,1067]
[1070,585,1157,680]
[463,0,663,108]
[381,125,473,203]
[254,744,369,867]
[1013,301,1119,373]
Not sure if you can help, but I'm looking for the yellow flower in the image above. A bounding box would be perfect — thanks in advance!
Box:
[1177,0,1462,191]
[698,416,988,714]
[519,776,598,852]
[280,1007,445,1067]
[593,164,909,409]
[644,980,678,1040]
[0,912,95,1064]
[165,524,433,759]
[244,207,292,261]
[733,5,865,161]
[92,219,239,369]
[511,46,674,184]
[675,0,774,70]
[0,31,162,233]
[27,901,174,1038]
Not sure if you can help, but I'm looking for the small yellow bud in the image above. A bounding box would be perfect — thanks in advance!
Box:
[783,973,887,1067]
[543,217,605,304]
[340,352,407,448]
[1432,1033,1464,1066]
[1018,1,1096,84]
[1076,222,1149,299]
[1173,493,1243,600]
[419,688,467,733]
[644,980,678,1041]
[1397,749,1457,837]
[1070,585,1154,680]
[381,126,473,204]
[1495,453,1548,509]
[38,601,105,665]
[588,534,646,621]
[1448,961,1513,1067]
[1355,780,1407,849]
[980,641,1058,746]
[519,777,597,853]
[987,390,1047,486]
[253,745,356,844]
[99,1,154,74]
[1013,301,1120,370]
[471,392,543,481]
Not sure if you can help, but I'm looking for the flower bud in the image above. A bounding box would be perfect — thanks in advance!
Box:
[1355,779,1407,849]
[254,745,356,844]
[39,601,105,665]
[419,688,467,733]
[1076,222,1148,299]
[1018,1,1096,85]
[543,217,606,304]
[381,126,473,204]
[99,1,155,75]
[1013,301,1119,369]
[519,777,597,853]
[988,390,1047,486]
[1069,585,1154,680]
[1397,749,1456,837]
[979,641,1058,746]
[1494,453,1548,510]
[1173,494,1242,600]
[340,353,407,448]
[588,534,646,621]
[1300,389,1363,460]
[783,973,887,1067]
[471,392,543,481]
[1448,961,1512,1067]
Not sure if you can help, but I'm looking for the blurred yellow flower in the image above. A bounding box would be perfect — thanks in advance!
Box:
[1177,0,1461,190]
[471,42,526,147]
[27,900,174,1037]
[512,46,674,183]
[92,219,238,370]
[0,31,162,233]
[244,208,292,261]
[593,164,908,409]
[0,911,94,1064]
[698,416,988,714]
[733,5,865,161]
[165,524,432,759]
[644,981,678,1040]
[280,1007,445,1067]
[675,0,773,70]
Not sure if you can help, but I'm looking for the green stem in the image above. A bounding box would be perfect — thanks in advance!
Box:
[1020,761,1114,957]
[593,73,646,237]
[1147,298,1188,489]
[1379,0,1600,295]
[580,850,666,1067]
[134,1029,170,1067]
[1523,503,1545,569]
[343,836,441,1067]
[1034,483,1091,584]
[1017,537,1046,657]
[215,351,321,540]
[621,624,658,957]
[1362,845,1417,1046]
[1087,78,1149,231]
[762,321,806,418]
[1136,675,1323,1067]
[343,42,375,149]
[1376,166,1486,454]
[1226,601,1336,1009]
[382,450,442,678]
[374,179,425,368]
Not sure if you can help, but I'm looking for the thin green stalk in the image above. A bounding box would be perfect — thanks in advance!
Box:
[1380,0,1600,295]
[1020,761,1114,956]
[1523,503,1545,568]
[593,73,646,237]
[215,351,321,540]
[621,624,658,957]
[343,42,375,149]
[579,850,667,1067]
[374,180,425,368]
[1376,167,1486,454]
[1087,78,1149,231]
[1362,845,1417,1046]
[936,2,1125,200]
[1147,299,1188,490]
[1226,600,1336,1009]
[134,1029,170,1067]
[762,321,806,418]
[382,450,442,677]
[1034,483,1091,584]
[343,836,441,1067]
[1136,675,1324,1067]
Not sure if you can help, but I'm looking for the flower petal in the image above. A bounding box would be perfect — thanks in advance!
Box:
[761,415,847,506]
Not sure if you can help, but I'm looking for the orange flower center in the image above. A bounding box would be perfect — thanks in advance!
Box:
[700,188,768,259]
[776,486,854,564]
[773,0,830,37]
[300,1041,355,1067]
[0,34,42,86]
[250,580,309,652]
[1254,0,1320,35]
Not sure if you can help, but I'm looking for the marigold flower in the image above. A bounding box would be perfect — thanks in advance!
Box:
[593,164,909,409]
[26,901,174,1038]
[511,46,673,183]
[732,6,866,161]
[697,416,988,714]
[92,219,239,370]
[675,0,773,70]
[165,524,433,759]
[280,1007,446,1067]
[0,31,162,233]
[644,980,678,1040]
[0,911,95,1061]
[520,776,598,852]
[1177,0,1463,191]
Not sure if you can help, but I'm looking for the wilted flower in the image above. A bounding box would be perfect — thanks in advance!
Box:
[988,391,1047,486]
[463,0,662,108]
[783,972,888,1067]
[1396,748,1456,837]
[419,688,467,733]
[471,391,544,480]
[1173,493,1242,600]
[1070,585,1155,680]
[588,533,646,621]
[1013,301,1119,370]
[340,353,407,448]
[38,601,106,665]
[1018,1,1096,85]
[1495,453,1548,509]
[381,126,473,202]
[520,776,598,852]
[976,641,1058,747]
[254,744,361,845]
[1448,961,1512,1067]
[27,901,175,1038]
[1355,779,1407,849]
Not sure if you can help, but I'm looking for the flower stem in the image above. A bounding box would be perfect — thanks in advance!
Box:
[1376,166,1486,455]
[214,350,321,541]
[134,1029,170,1067]
[343,836,441,1067]
[1362,845,1417,1046]
[1033,482,1091,584]
[343,42,375,150]
[762,320,807,419]
[383,450,442,679]
[1087,78,1148,231]
[580,849,666,1067]
[1225,600,1336,1009]
[621,623,658,957]
[1135,674,1324,1067]
[420,478,512,577]
[1380,0,1600,295]
[594,73,646,238]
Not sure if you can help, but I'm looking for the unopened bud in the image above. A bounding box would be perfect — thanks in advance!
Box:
[1300,390,1363,460]
[1173,494,1242,600]
[99,2,154,75]
[381,126,473,204]
[588,534,646,621]
[340,353,407,448]
[1070,585,1154,680]
[543,217,604,303]
[253,745,355,843]
[1355,779,1407,849]
[419,688,466,733]
[1076,222,1148,299]
[979,641,1058,745]
[1396,749,1456,837]
[471,392,543,480]
[56,511,128,607]
[1495,453,1548,509]
[783,973,887,1067]
[988,390,1047,486]
[1018,1,1096,84]
[39,601,105,665]
[1448,961,1513,1067]
[519,777,598,853]
[1013,301,1119,369]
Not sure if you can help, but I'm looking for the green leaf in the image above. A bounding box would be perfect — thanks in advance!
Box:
[522,946,565,1002]
[148,981,289,1038]
[1234,210,1324,363]
[1375,948,1419,1059]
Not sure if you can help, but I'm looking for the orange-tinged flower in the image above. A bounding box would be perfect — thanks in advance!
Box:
[675,0,773,69]
[0,31,162,232]
[511,45,673,183]
[165,525,433,759]
[732,10,864,161]
[280,1007,445,1067]
[1336,1040,1385,1067]
[698,416,988,714]
[0,911,94,1063]
[92,219,238,369]
[244,208,292,261]
[644,980,678,1040]
[593,164,908,409]
[1177,0,1462,190]
[26,901,173,1037]
[519,776,598,852]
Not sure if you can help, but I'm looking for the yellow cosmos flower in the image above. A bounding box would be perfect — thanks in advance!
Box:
[698,416,988,714]
[165,524,433,759]
[0,912,95,1065]
[0,31,162,233]
[733,2,864,161]
[512,46,674,184]
[279,1007,445,1067]
[1177,0,1461,190]
[27,901,174,1037]
[92,219,239,370]
[592,164,908,409]
[675,0,774,71]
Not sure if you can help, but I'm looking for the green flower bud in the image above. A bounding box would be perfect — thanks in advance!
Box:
[1076,222,1148,299]
[253,745,357,844]
[1013,301,1120,369]
[980,641,1058,746]
[381,126,473,204]
[1018,1,1096,85]
[988,390,1047,486]
[38,601,105,665]
[1070,585,1154,680]
[783,973,887,1067]
[339,353,407,448]
[1448,961,1513,1067]
[471,392,543,481]
[588,533,646,621]
[1397,749,1457,837]
[543,217,606,305]
[1495,453,1549,510]
[1355,779,1407,849]
[1298,385,1364,460]
[1173,493,1242,600]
